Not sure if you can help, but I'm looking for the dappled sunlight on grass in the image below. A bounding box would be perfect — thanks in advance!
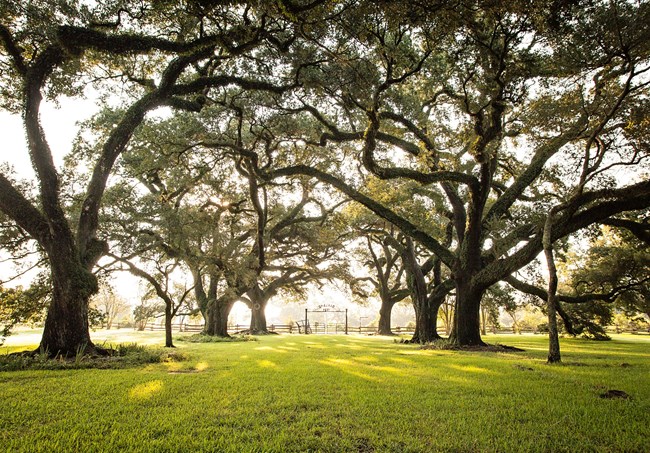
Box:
[257,359,279,369]
[372,365,407,376]
[355,355,380,363]
[447,364,499,375]
[2,332,649,452]
[128,380,163,400]
[319,358,382,382]
[389,357,416,366]
[334,343,364,350]
[195,361,209,372]
[440,374,476,386]
[254,346,288,353]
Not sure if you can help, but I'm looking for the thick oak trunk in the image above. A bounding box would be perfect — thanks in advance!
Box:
[402,238,442,343]
[450,281,486,346]
[249,302,268,333]
[377,300,395,335]
[247,284,271,334]
[205,296,235,337]
[410,295,442,344]
[39,256,98,356]
[164,305,174,348]
[204,299,217,336]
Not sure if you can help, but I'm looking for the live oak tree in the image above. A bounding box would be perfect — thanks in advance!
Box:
[352,224,408,336]
[2,0,649,356]
[573,226,649,320]
[552,223,650,334]
[241,183,352,334]
[110,254,194,348]
[255,0,650,347]
[0,1,315,354]
[97,109,258,338]
[90,284,129,330]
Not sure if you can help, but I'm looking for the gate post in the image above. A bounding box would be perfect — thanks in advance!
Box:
[305,308,308,335]
[345,309,348,335]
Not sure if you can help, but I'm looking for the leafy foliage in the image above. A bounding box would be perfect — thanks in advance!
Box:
[0,276,49,344]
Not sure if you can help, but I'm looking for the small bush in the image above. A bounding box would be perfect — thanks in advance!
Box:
[0,343,187,372]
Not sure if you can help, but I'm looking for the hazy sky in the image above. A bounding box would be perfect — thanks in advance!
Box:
[1,96,99,178]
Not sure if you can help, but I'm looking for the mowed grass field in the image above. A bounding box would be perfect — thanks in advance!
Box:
[1,330,649,452]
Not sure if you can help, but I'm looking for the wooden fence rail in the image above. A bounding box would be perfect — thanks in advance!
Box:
[128,322,649,336]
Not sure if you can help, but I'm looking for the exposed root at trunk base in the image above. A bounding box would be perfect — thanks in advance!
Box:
[376,331,397,336]
[400,336,442,345]
[25,342,113,359]
[419,342,525,352]
[233,329,279,335]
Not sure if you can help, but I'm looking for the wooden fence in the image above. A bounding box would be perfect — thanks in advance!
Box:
[132,321,648,336]
[136,321,417,335]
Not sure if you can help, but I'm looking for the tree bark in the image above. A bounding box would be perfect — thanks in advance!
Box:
[215,300,233,337]
[205,295,236,337]
[450,279,486,346]
[38,250,98,356]
[204,298,217,336]
[402,238,442,343]
[544,218,562,363]
[410,294,443,343]
[164,304,174,348]
[249,301,268,333]
[244,284,270,334]
[377,300,395,335]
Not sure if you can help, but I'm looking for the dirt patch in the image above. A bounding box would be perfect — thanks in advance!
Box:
[599,389,631,400]
[514,364,534,371]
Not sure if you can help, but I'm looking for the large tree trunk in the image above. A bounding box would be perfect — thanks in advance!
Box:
[249,302,268,333]
[39,256,98,356]
[411,294,443,344]
[247,284,272,334]
[402,238,442,343]
[215,301,232,337]
[450,280,486,346]
[204,298,218,335]
[544,243,562,363]
[164,305,174,348]
[205,296,235,337]
[377,300,395,335]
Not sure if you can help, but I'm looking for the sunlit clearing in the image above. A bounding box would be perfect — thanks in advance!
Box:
[129,380,164,400]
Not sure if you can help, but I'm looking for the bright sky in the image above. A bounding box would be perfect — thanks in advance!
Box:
[1,97,99,177]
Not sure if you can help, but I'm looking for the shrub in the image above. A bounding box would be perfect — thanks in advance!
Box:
[0,343,187,372]
[176,333,257,343]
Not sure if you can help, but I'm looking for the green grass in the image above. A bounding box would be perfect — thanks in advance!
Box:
[1,331,649,452]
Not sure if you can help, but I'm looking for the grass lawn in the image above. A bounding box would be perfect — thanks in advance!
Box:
[1,330,649,452]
